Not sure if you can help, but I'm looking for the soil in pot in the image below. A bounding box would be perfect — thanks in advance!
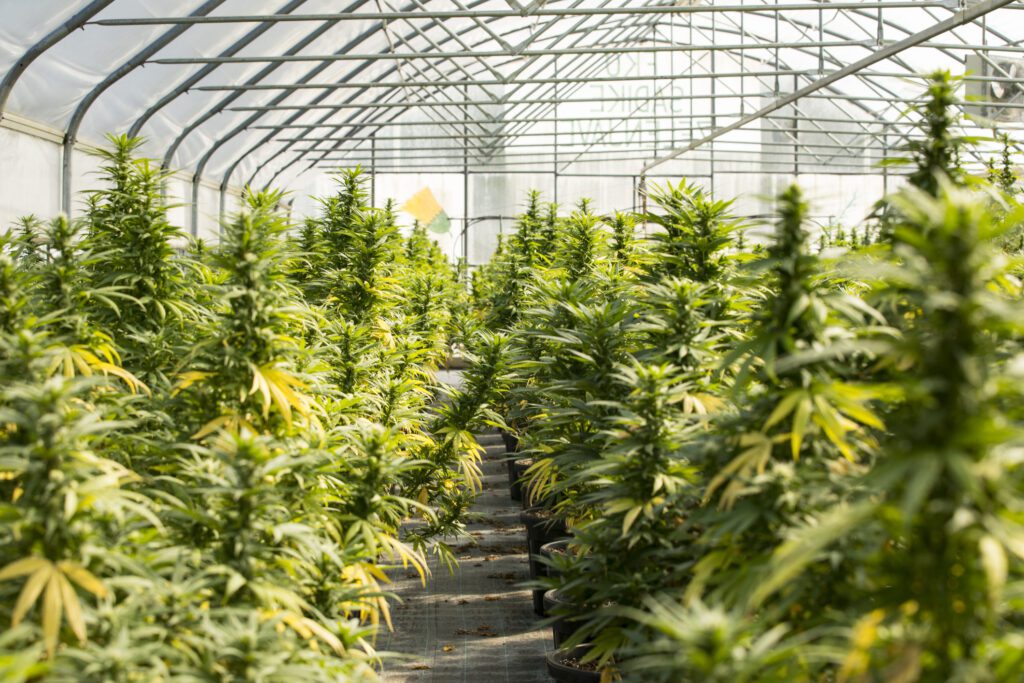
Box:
[546,644,607,683]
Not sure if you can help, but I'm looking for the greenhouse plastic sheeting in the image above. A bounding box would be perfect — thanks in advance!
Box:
[1,0,1023,259]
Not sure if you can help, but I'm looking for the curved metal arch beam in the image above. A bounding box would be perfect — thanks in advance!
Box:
[641,0,1018,174]
[274,2,1023,185]
[225,0,919,193]
[229,0,638,182]
[188,0,439,231]
[185,0,521,178]
[422,0,642,158]
[160,0,370,174]
[258,0,659,188]
[214,0,512,194]
[61,0,228,214]
[127,0,310,139]
[280,15,897,187]
[0,0,116,116]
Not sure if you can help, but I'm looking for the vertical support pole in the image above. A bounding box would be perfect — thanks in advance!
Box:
[553,55,559,206]
[190,174,200,238]
[61,141,72,217]
[709,13,716,197]
[370,132,376,206]
[670,12,676,150]
[651,22,657,167]
[463,84,469,266]
[882,127,889,196]
[219,182,227,237]
[773,9,781,192]
[639,174,647,235]
[818,7,825,75]
[793,74,800,179]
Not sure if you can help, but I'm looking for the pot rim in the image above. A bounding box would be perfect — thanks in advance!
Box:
[545,644,602,677]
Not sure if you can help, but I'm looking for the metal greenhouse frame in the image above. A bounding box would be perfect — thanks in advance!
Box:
[1,0,1022,261]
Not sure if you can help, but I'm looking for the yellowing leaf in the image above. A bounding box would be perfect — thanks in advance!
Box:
[0,556,51,581]
[622,506,643,537]
[764,390,803,430]
[790,397,812,461]
[11,563,52,627]
[42,572,61,656]
[57,573,86,643]
[59,561,108,598]
[173,371,214,395]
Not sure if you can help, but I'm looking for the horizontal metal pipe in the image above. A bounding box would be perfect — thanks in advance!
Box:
[316,142,904,161]
[248,115,939,131]
[313,156,895,171]
[228,92,1009,115]
[93,3,952,26]
[189,70,1024,95]
[277,124,931,144]
[306,138,929,160]
[322,167,911,179]
[152,40,869,65]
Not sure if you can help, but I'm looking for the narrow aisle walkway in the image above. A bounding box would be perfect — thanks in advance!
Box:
[381,431,552,682]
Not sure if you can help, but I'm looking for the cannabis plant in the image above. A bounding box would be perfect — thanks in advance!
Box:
[83,134,198,381]
[643,179,743,283]
[174,188,315,438]
[553,363,701,661]
[0,366,151,659]
[686,185,885,613]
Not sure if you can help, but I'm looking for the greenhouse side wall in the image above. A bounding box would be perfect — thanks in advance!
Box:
[0,123,61,229]
[0,116,243,240]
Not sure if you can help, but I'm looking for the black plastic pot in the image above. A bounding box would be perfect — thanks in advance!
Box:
[540,538,572,580]
[545,645,602,683]
[509,457,532,503]
[521,507,568,615]
[500,429,519,453]
[544,590,583,649]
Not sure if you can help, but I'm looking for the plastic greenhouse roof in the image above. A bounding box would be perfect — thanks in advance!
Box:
[1,0,1023,206]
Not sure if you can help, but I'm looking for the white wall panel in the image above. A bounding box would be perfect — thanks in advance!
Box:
[196,183,221,244]
[0,127,60,229]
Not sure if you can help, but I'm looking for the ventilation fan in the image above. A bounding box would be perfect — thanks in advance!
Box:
[965,54,1024,123]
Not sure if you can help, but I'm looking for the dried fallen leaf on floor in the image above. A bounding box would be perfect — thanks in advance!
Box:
[442,644,455,653]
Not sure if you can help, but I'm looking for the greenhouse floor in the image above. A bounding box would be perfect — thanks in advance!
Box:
[381,431,553,682]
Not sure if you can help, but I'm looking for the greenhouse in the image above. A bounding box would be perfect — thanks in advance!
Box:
[1,0,1024,681]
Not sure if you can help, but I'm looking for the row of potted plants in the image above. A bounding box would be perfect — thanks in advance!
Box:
[0,138,509,680]
[477,72,1024,681]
